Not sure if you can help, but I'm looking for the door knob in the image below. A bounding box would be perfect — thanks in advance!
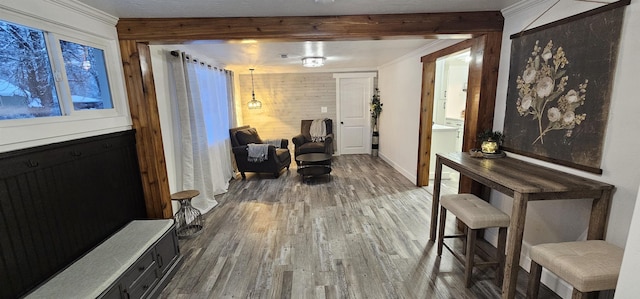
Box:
[341,121,344,124]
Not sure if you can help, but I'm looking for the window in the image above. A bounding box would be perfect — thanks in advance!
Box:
[60,40,113,111]
[0,1,131,153]
[0,20,114,120]
[0,21,61,119]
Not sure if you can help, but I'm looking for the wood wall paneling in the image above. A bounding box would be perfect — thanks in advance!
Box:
[0,131,146,298]
[416,61,436,186]
[460,32,502,195]
[119,40,173,219]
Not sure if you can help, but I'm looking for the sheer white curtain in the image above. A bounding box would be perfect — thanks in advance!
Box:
[169,52,234,214]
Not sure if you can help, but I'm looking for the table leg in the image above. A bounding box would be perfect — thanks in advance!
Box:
[588,189,612,240]
[501,192,528,299]
[429,156,444,241]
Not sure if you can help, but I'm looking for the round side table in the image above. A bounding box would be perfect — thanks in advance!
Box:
[171,190,203,239]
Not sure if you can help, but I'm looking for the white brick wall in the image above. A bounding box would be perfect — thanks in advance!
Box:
[238,72,337,150]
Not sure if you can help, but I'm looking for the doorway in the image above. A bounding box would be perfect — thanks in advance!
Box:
[429,49,470,191]
[334,72,376,155]
[416,34,501,191]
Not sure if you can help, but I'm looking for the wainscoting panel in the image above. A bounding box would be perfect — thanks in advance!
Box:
[0,130,147,298]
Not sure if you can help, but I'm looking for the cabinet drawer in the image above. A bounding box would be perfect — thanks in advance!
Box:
[123,266,158,299]
[99,284,122,299]
[155,229,179,275]
[121,251,155,288]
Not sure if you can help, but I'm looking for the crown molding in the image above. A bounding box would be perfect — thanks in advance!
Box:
[502,0,552,17]
[45,0,118,26]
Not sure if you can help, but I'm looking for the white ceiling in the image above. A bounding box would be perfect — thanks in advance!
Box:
[77,0,521,73]
[166,39,446,74]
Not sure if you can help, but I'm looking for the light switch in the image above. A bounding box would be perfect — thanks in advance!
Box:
[321,107,327,113]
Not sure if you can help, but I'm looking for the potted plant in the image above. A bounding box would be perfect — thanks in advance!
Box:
[477,130,504,154]
[370,88,383,156]
[370,88,383,132]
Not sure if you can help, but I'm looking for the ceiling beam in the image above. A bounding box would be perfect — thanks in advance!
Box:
[116,12,504,42]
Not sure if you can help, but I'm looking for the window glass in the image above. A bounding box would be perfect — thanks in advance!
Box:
[0,20,61,119]
[60,40,113,110]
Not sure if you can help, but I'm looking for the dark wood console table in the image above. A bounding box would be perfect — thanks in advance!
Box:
[429,152,614,299]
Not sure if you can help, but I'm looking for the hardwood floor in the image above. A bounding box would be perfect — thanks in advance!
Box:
[160,155,559,299]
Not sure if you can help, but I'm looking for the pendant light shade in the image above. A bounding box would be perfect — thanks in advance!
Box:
[248,68,262,109]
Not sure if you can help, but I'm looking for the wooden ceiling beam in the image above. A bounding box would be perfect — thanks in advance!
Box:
[116,12,504,42]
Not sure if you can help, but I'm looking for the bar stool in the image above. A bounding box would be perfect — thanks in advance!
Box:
[437,193,510,287]
[527,240,623,299]
[172,190,203,239]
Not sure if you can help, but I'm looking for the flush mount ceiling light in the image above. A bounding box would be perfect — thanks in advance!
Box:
[248,68,262,110]
[302,57,326,67]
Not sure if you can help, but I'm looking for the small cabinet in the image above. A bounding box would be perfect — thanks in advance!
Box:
[124,266,157,299]
[121,251,156,289]
[445,118,465,150]
[99,226,181,299]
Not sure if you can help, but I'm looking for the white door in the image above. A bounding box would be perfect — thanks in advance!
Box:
[333,73,376,155]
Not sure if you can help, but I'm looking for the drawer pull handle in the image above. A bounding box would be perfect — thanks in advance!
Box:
[142,284,149,290]
[138,265,145,271]
[157,253,164,268]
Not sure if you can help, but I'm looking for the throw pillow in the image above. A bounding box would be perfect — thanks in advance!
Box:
[236,128,263,145]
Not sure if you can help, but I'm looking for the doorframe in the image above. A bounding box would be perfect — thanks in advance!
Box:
[333,72,377,156]
[416,33,502,194]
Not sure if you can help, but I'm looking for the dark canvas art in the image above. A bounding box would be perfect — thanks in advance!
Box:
[502,4,626,174]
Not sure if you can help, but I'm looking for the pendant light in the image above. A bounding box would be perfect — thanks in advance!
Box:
[248,68,262,109]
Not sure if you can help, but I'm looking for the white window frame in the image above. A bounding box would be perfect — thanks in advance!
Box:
[51,33,123,118]
[0,4,131,152]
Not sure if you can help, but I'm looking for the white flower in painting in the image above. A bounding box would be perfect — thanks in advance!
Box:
[542,48,552,62]
[548,107,561,122]
[536,76,554,98]
[563,111,575,124]
[523,67,537,84]
[520,95,533,110]
[565,89,579,103]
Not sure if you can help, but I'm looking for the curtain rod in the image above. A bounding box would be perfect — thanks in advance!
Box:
[170,50,230,73]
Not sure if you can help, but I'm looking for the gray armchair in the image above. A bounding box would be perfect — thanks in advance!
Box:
[292,119,334,163]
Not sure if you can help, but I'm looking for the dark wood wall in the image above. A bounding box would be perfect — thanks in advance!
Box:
[0,130,147,298]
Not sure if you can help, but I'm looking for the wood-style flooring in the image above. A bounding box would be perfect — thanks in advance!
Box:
[160,155,559,299]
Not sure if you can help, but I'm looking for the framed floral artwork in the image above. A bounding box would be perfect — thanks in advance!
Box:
[502,1,628,174]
